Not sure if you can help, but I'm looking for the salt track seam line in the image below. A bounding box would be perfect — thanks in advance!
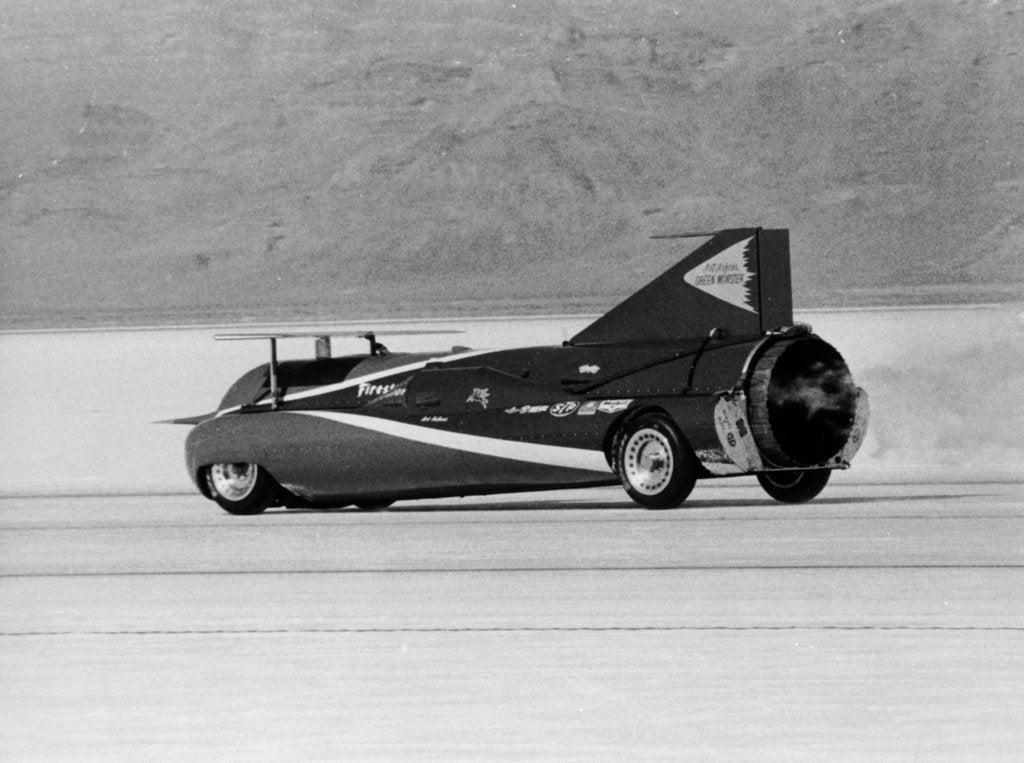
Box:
[3,563,1022,579]
[3,625,1024,638]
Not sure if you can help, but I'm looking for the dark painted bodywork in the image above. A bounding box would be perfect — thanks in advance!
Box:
[183,228,868,507]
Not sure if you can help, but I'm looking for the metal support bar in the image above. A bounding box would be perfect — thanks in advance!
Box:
[685,326,728,392]
[268,337,280,409]
[315,335,332,359]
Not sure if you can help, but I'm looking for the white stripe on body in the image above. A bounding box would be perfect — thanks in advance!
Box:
[289,410,612,474]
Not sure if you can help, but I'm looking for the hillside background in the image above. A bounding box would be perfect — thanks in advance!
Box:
[1,0,1022,329]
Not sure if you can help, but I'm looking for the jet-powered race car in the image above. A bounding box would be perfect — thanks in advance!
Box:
[177,228,868,514]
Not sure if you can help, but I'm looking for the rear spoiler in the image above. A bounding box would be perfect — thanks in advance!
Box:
[210,330,461,410]
[213,329,462,358]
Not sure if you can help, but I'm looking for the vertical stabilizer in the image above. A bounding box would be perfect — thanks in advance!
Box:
[570,228,792,345]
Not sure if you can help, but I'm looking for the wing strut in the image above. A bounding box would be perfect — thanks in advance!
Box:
[267,337,281,409]
[213,330,463,410]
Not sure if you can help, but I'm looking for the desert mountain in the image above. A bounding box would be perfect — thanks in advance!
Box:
[1,0,1021,327]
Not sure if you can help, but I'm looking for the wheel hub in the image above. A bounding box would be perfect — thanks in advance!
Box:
[624,430,673,495]
[209,462,258,501]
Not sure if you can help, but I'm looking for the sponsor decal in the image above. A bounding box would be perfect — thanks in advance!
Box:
[549,401,580,417]
[713,391,763,472]
[683,236,757,314]
[466,388,490,409]
[597,399,633,414]
[420,416,449,424]
[358,381,398,398]
[578,364,600,374]
[577,401,599,416]
[368,381,408,405]
[504,405,550,414]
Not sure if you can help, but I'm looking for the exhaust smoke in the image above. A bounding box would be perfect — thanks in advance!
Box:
[748,336,861,467]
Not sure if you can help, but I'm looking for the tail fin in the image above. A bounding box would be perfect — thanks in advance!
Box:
[569,227,793,345]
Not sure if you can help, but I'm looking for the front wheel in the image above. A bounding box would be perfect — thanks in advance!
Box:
[355,499,394,510]
[204,462,279,515]
[756,469,831,503]
[615,414,698,509]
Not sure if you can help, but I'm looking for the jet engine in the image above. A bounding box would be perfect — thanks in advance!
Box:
[747,334,861,468]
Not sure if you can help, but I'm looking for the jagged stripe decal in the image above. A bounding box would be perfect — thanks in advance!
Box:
[683,235,757,314]
[289,410,612,474]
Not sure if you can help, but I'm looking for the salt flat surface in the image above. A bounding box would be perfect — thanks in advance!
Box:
[2,306,1023,495]
[1,483,1021,759]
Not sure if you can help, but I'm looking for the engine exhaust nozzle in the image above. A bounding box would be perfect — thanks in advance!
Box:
[748,336,860,467]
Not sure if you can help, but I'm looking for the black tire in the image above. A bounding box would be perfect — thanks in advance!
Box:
[615,414,698,509]
[280,494,350,511]
[203,462,279,515]
[757,469,831,503]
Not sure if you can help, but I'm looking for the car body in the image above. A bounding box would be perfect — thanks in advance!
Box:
[178,228,869,514]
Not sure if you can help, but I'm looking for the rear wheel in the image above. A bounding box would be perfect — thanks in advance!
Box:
[756,469,831,503]
[204,462,279,515]
[615,414,698,509]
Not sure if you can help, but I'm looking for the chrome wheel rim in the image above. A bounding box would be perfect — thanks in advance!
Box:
[623,429,673,495]
[208,463,258,501]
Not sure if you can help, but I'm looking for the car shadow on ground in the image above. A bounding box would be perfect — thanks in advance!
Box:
[274,492,989,515]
